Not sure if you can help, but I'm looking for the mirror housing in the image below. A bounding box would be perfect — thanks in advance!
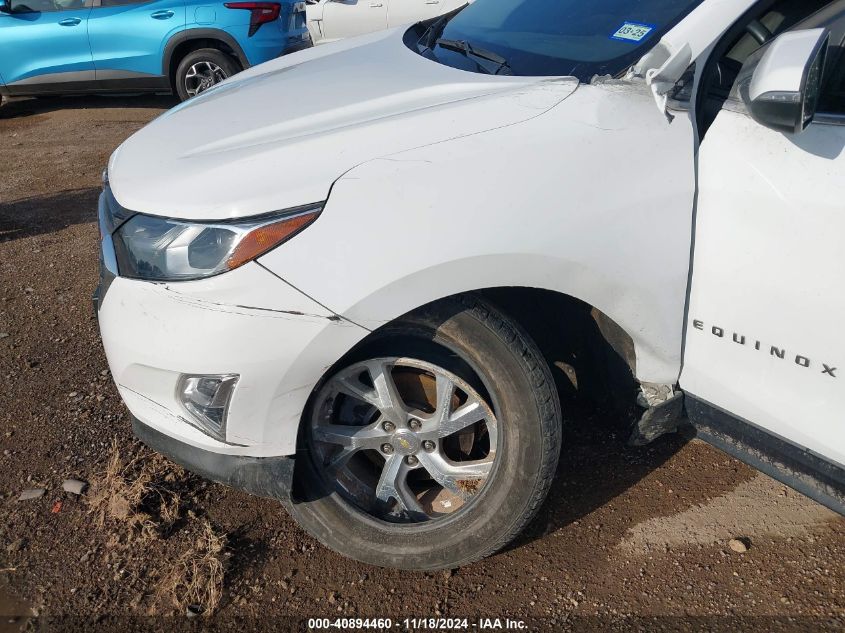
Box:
[740,28,828,134]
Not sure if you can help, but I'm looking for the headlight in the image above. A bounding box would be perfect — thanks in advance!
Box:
[111,203,322,281]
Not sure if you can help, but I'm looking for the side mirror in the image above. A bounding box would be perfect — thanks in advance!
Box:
[0,0,11,13]
[740,28,828,134]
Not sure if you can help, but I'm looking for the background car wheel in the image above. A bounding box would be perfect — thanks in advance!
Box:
[289,294,562,570]
[174,49,240,101]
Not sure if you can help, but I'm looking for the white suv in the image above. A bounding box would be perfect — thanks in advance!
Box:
[305,0,467,44]
[96,0,845,570]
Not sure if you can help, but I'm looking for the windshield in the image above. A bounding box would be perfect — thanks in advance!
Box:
[421,0,704,80]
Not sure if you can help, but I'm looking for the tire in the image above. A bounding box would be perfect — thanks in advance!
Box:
[174,48,240,102]
[289,294,562,570]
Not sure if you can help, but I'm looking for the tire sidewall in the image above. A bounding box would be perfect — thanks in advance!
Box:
[290,297,561,570]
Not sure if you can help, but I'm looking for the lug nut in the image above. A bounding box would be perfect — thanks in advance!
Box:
[382,421,395,433]
[409,419,422,431]
[423,440,436,452]
[405,455,419,466]
[381,443,394,455]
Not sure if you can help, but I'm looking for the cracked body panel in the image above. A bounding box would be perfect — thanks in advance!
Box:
[98,262,369,456]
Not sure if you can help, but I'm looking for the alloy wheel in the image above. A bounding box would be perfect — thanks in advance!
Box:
[310,357,498,523]
[184,61,227,97]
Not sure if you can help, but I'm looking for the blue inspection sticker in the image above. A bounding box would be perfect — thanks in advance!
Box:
[610,21,656,43]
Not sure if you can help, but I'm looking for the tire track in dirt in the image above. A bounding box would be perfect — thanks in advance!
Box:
[621,473,839,554]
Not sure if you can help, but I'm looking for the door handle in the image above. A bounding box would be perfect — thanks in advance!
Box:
[58,17,82,25]
[151,9,175,19]
[369,2,383,6]
[425,0,439,3]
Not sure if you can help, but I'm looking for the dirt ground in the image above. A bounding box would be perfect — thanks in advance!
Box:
[0,96,844,633]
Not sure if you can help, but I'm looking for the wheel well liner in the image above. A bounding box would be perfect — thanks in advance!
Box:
[477,288,638,412]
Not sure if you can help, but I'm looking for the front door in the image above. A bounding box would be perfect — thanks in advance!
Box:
[321,0,385,41]
[386,0,462,28]
[681,4,845,469]
[87,0,185,84]
[0,0,94,92]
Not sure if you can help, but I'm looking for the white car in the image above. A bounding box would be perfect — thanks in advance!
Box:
[96,0,845,570]
[306,0,467,44]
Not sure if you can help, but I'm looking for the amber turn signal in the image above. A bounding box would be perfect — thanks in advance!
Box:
[227,210,320,270]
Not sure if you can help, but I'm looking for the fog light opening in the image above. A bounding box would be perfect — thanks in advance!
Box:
[177,374,239,441]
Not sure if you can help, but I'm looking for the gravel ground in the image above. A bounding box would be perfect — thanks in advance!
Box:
[0,96,844,632]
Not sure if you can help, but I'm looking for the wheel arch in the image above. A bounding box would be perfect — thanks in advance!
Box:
[297,286,641,449]
[163,29,249,88]
[326,253,681,386]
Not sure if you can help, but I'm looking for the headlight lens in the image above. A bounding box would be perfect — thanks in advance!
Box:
[111,204,321,281]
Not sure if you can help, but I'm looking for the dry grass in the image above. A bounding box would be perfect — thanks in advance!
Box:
[87,441,230,615]
[87,439,184,540]
[157,519,228,616]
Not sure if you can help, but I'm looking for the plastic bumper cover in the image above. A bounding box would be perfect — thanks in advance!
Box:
[96,262,368,457]
[133,416,294,506]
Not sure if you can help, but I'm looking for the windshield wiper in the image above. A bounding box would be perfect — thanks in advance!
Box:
[434,38,512,75]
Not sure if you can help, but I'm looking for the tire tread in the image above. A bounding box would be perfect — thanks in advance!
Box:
[446,294,561,567]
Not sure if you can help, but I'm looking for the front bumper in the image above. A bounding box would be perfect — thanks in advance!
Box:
[96,262,368,457]
[133,416,295,505]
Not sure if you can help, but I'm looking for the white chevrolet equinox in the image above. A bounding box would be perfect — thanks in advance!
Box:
[97,0,845,569]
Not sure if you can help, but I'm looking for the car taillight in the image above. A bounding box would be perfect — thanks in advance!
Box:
[224,2,281,36]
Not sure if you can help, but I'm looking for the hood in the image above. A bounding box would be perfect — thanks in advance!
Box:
[108,29,578,220]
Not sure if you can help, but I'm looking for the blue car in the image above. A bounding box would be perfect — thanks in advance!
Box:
[0,0,310,102]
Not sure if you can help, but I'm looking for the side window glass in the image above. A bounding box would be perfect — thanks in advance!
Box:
[10,0,56,12]
[11,0,85,11]
[696,0,833,137]
[100,0,147,6]
[722,0,831,91]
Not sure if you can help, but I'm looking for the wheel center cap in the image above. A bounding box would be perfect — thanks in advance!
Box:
[392,430,420,455]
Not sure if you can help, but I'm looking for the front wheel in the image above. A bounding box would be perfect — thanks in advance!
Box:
[174,49,240,101]
[289,295,562,569]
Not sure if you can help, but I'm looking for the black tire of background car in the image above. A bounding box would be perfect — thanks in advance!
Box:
[289,294,563,570]
[174,48,240,102]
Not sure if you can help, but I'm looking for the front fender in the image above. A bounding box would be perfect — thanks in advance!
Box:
[260,83,697,385]
[336,251,676,384]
